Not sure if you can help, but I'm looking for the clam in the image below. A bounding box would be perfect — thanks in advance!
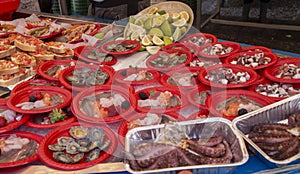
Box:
[85,148,101,162]
[53,152,74,164]
[66,142,80,154]
[72,153,84,163]
[69,126,89,139]
[48,144,66,152]
[57,137,74,146]
[89,127,105,143]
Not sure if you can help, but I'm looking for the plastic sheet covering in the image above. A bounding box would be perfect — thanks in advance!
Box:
[124,118,248,174]
[233,94,300,167]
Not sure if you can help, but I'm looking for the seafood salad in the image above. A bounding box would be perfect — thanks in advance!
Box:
[84,50,114,62]
[16,92,64,110]
[105,42,138,53]
[195,91,211,105]
[127,113,177,130]
[230,53,272,67]
[255,83,300,98]
[149,52,188,68]
[276,63,300,79]
[167,72,198,86]
[202,44,233,56]
[0,109,21,127]
[205,68,251,85]
[183,36,214,46]
[0,134,38,163]
[80,91,130,118]
[122,70,153,82]
[216,96,262,117]
[48,126,110,164]
[45,62,75,78]
[137,90,182,109]
[189,59,221,68]
[66,68,109,87]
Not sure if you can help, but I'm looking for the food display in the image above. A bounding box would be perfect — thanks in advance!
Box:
[0,23,16,34]
[38,60,76,81]
[276,63,300,79]
[198,42,241,59]
[101,40,141,55]
[0,44,16,59]
[189,58,222,68]
[181,33,217,47]
[75,46,116,65]
[61,24,101,43]
[188,85,212,109]
[205,68,251,85]
[14,35,43,52]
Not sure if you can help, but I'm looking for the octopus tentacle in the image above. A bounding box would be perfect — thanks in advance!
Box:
[191,136,223,147]
[132,143,171,157]
[249,135,292,143]
[252,128,293,137]
[187,141,226,158]
[256,140,292,151]
[275,138,299,160]
[252,123,291,131]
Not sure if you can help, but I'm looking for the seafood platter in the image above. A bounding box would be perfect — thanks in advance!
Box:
[0,1,299,173]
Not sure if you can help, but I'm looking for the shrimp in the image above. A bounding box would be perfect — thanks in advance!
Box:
[43,93,51,106]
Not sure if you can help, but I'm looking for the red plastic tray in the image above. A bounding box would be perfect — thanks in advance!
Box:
[7,86,72,114]
[100,40,141,56]
[187,84,211,109]
[146,49,193,72]
[198,64,259,89]
[132,86,188,113]
[263,58,300,83]
[197,42,241,59]
[241,46,273,53]
[114,68,160,86]
[206,89,275,121]
[74,46,117,65]
[38,59,77,81]
[0,131,42,168]
[71,85,134,123]
[181,32,218,46]
[118,111,185,147]
[58,64,114,92]
[225,51,278,70]
[38,122,117,171]
[0,99,30,134]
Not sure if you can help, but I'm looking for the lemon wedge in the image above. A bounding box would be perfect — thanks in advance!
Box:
[180,11,190,22]
[130,31,141,41]
[162,13,170,20]
[148,7,158,14]
[172,18,187,27]
[163,36,173,46]
[152,16,165,27]
[172,12,180,21]
[146,46,161,55]
[152,35,164,46]
[173,27,182,41]
[141,35,153,46]
[149,28,164,38]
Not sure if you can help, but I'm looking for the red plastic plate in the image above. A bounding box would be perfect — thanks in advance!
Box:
[66,24,101,44]
[198,64,259,89]
[133,86,188,113]
[187,109,210,120]
[114,68,160,86]
[0,131,43,168]
[160,67,204,89]
[59,64,114,92]
[100,40,141,56]
[118,112,185,147]
[241,46,273,53]
[206,89,275,121]
[162,42,199,56]
[146,49,193,72]
[74,46,117,65]
[187,84,211,109]
[263,58,300,83]
[181,33,218,46]
[71,85,134,123]
[11,79,61,95]
[197,42,241,59]
[38,59,77,81]
[0,99,30,134]
[38,122,117,171]
[225,51,278,70]
[7,86,72,114]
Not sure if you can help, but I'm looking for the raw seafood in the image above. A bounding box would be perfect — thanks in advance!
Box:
[167,72,198,86]
[230,53,272,68]
[138,91,182,109]
[205,68,251,85]
[149,52,188,68]
[189,59,221,68]
[105,42,138,53]
[202,44,233,56]
[183,36,214,46]
[123,70,153,81]
[195,91,210,105]
[275,63,300,79]
[0,109,20,127]
[255,83,300,98]
[66,68,109,87]
[84,50,114,62]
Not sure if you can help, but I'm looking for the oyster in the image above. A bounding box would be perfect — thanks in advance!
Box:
[99,140,110,150]
[69,126,89,139]
[85,148,101,162]
[76,138,91,147]
[53,152,74,164]
[48,144,66,152]
[89,127,105,143]
[57,136,74,146]
[72,153,84,163]
[66,142,80,154]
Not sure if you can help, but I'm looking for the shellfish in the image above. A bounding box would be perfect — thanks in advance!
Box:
[69,126,89,139]
[72,153,84,163]
[53,152,74,164]
[48,144,66,152]
[66,142,80,154]
[57,136,74,146]
[85,148,101,162]
[89,127,105,143]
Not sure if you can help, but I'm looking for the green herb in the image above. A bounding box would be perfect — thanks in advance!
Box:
[149,89,155,97]
[49,108,66,124]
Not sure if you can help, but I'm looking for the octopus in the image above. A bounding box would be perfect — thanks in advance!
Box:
[126,136,233,171]
[248,113,300,161]
[230,52,272,68]
[205,68,251,85]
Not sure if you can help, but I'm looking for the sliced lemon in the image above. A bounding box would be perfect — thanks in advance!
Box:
[152,35,164,46]
[149,28,164,38]
[163,36,173,46]
[139,46,146,51]
[160,20,173,37]
[129,16,135,23]
[162,13,170,20]
[134,15,148,26]
[141,35,153,46]
[144,17,153,30]
[180,11,190,22]
[152,15,165,27]
[148,7,158,14]
[130,31,141,41]
[146,46,161,55]
[180,26,187,35]
[172,12,180,20]
[172,18,187,27]
[173,27,182,41]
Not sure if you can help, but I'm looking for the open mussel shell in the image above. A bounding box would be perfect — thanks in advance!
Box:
[69,126,89,139]
[88,127,105,143]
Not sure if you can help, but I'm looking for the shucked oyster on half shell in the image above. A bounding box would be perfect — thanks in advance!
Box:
[69,126,89,139]
[88,127,105,143]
